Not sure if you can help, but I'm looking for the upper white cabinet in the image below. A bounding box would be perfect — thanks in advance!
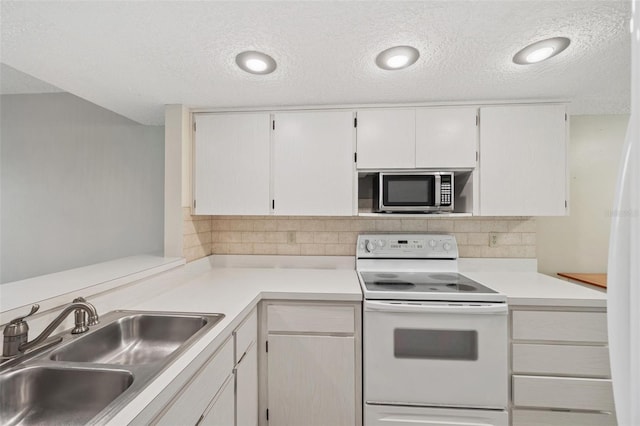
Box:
[193,113,271,215]
[479,104,568,216]
[356,109,415,169]
[356,107,477,170]
[272,111,354,216]
[415,107,478,168]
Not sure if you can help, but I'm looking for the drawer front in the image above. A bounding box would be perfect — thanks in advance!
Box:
[512,343,611,377]
[156,337,234,425]
[267,304,355,333]
[512,409,616,426]
[512,375,614,412]
[512,310,607,343]
[234,308,257,363]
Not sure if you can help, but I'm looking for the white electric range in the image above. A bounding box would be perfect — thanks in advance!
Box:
[357,234,509,426]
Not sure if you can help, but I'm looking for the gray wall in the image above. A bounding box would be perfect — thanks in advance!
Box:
[1,92,164,283]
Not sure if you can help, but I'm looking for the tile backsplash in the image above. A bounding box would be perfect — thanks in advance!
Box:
[183,208,536,263]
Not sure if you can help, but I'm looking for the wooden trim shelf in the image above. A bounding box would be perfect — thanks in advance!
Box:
[558,273,607,290]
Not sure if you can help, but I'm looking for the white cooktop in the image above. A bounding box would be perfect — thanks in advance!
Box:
[356,234,506,303]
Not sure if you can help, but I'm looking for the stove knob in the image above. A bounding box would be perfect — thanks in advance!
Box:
[443,242,452,251]
[428,239,437,248]
[366,240,376,252]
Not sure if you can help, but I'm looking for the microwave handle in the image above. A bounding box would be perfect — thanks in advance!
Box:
[434,174,441,207]
[365,300,508,315]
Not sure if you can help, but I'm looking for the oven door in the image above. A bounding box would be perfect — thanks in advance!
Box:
[364,300,508,409]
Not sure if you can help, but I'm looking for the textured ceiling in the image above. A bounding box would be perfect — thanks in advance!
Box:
[0,1,631,125]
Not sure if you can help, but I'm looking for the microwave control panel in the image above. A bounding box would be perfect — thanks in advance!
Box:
[356,234,458,259]
[440,175,452,206]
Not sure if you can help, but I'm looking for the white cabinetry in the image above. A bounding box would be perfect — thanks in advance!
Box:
[193,113,271,215]
[356,109,415,169]
[479,104,567,216]
[155,337,234,425]
[356,107,478,170]
[154,309,259,426]
[262,302,362,426]
[415,107,478,168]
[235,309,258,426]
[510,306,615,426]
[273,111,355,216]
[200,375,235,426]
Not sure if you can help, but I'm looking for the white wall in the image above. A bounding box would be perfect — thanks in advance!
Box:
[537,115,629,276]
[1,92,164,283]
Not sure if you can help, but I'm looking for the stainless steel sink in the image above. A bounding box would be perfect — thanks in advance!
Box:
[0,310,225,425]
[49,313,214,364]
[0,366,133,426]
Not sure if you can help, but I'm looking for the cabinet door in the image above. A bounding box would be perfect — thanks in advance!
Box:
[356,109,415,169]
[415,107,478,168]
[200,374,235,426]
[267,334,356,426]
[194,113,271,215]
[155,338,233,425]
[273,111,354,215]
[236,343,258,426]
[479,105,567,216]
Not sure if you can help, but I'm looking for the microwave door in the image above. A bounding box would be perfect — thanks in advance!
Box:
[380,175,436,211]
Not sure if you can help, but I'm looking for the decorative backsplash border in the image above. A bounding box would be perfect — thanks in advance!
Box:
[183,208,536,263]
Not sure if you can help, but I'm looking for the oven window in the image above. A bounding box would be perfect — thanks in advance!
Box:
[394,329,478,360]
[382,175,434,206]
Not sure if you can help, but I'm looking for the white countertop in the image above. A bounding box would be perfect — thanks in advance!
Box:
[1,255,606,424]
[464,271,607,308]
[105,262,361,424]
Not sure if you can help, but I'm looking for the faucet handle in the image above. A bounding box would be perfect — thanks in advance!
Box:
[9,304,39,325]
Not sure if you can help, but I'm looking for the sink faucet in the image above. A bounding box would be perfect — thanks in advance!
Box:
[2,297,99,358]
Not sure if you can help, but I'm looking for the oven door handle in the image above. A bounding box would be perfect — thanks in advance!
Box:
[365,300,508,315]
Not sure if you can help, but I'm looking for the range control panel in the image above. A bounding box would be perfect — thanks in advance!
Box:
[356,234,458,259]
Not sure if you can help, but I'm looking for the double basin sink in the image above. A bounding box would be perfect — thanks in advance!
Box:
[0,310,225,425]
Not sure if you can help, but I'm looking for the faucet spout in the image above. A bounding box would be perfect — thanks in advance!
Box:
[3,299,100,357]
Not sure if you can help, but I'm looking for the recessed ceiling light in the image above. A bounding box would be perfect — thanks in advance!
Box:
[376,46,420,70]
[513,37,571,65]
[235,51,277,75]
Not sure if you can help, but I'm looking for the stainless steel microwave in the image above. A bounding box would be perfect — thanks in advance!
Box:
[375,172,454,213]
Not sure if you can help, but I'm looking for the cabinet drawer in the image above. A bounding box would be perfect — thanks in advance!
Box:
[512,375,614,411]
[512,343,610,377]
[234,308,257,363]
[512,311,607,343]
[156,337,234,425]
[512,409,616,426]
[267,304,355,333]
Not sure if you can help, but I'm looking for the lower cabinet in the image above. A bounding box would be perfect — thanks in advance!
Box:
[510,306,616,426]
[154,337,234,425]
[235,308,258,426]
[154,308,259,426]
[200,374,236,425]
[236,342,258,426]
[262,301,362,426]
